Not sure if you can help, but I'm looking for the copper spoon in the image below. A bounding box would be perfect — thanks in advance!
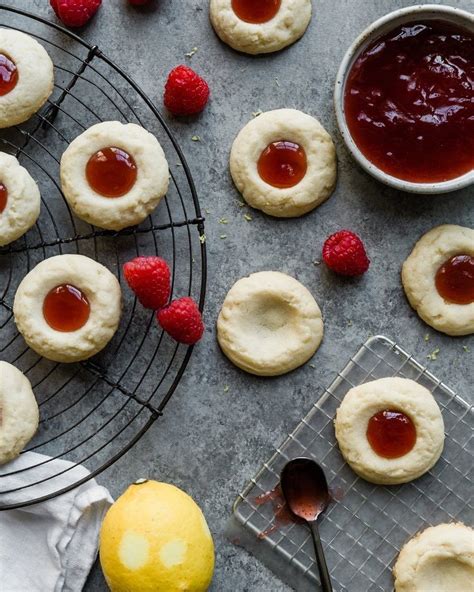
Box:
[280,458,333,591]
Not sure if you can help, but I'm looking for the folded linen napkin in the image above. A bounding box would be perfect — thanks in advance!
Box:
[0,452,113,592]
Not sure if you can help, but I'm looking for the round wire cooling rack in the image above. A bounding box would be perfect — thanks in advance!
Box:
[0,5,207,510]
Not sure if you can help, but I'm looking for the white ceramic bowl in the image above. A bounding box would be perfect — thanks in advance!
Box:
[334,5,474,194]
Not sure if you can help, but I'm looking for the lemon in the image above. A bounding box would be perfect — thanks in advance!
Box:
[99,480,215,592]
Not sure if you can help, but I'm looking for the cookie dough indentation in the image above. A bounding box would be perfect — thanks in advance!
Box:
[0,53,18,96]
[257,140,307,188]
[435,254,474,305]
[366,409,416,459]
[231,0,281,24]
[43,284,90,332]
[86,146,138,198]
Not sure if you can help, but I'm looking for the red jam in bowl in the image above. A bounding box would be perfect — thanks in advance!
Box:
[435,254,474,305]
[0,54,18,96]
[344,20,474,183]
[43,284,90,332]
[367,409,416,459]
[86,147,137,198]
[231,0,281,24]
[257,140,308,188]
[0,183,7,214]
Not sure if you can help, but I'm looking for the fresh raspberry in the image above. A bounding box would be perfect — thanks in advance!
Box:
[157,297,204,345]
[164,65,210,116]
[123,257,171,310]
[322,230,370,276]
[50,0,101,27]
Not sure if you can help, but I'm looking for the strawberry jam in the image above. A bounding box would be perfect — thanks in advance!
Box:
[435,255,474,305]
[231,0,281,24]
[258,141,307,188]
[344,21,474,183]
[367,410,416,459]
[0,54,18,96]
[86,147,137,198]
[43,284,90,332]
[0,183,7,214]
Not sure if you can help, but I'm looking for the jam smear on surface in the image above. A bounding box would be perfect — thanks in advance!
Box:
[231,0,281,24]
[257,140,307,188]
[43,284,90,332]
[435,255,474,305]
[86,147,137,198]
[0,54,18,96]
[0,183,7,214]
[367,410,416,459]
[344,21,474,183]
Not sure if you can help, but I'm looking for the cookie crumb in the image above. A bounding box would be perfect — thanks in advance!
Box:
[191,135,201,142]
[220,234,227,239]
[219,218,229,225]
[424,334,430,342]
[185,47,198,58]
[252,110,263,118]
[463,345,470,353]
[223,385,230,393]
[427,347,440,361]
[244,214,253,222]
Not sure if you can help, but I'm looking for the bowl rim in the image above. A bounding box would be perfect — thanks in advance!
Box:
[334,4,474,194]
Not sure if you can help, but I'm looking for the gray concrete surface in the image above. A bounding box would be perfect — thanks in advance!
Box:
[10,1,474,590]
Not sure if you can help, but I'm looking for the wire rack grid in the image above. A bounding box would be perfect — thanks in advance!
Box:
[0,5,206,510]
[233,336,473,591]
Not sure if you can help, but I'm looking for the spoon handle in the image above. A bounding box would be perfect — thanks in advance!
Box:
[309,521,333,592]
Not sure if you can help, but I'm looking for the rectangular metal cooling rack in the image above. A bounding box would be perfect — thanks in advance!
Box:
[233,336,473,592]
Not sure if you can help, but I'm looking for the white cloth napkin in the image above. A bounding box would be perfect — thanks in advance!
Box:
[0,452,113,592]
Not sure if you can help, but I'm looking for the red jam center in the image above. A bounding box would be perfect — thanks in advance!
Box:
[43,284,90,332]
[367,410,416,459]
[231,0,281,24]
[257,140,307,188]
[344,21,474,183]
[0,53,18,96]
[86,147,137,198]
[0,183,7,214]
[435,255,474,305]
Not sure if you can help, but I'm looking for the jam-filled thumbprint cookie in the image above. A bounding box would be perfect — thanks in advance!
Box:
[60,121,170,230]
[217,271,323,376]
[210,0,312,55]
[334,377,445,485]
[0,361,39,465]
[13,255,122,363]
[230,109,337,217]
[0,29,54,128]
[0,153,41,247]
[402,225,474,336]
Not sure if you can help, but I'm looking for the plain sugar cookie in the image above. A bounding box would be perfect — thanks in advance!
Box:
[0,153,40,246]
[334,377,445,485]
[0,361,39,465]
[393,523,474,592]
[230,109,337,217]
[402,225,474,336]
[210,0,312,55]
[60,121,170,231]
[217,271,323,376]
[14,254,122,363]
[0,29,54,128]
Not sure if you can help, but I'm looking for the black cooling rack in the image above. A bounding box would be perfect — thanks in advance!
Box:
[0,5,206,509]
